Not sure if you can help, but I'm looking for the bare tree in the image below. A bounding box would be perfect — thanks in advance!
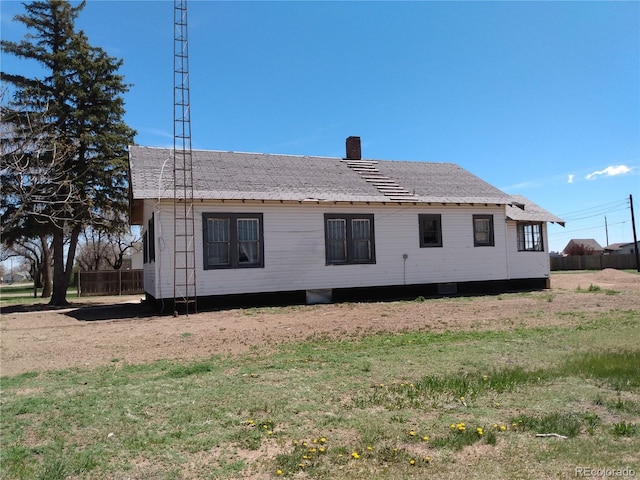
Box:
[76,221,141,271]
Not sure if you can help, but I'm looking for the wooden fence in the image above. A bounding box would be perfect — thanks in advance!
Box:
[550,254,638,271]
[77,269,144,297]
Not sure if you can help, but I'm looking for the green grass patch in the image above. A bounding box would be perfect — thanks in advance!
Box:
[1,307,639,479]
[510,412,584,437]
[562,350,640,390]
[575,284,620,295]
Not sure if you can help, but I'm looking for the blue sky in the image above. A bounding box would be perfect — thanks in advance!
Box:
[2,0,639,253]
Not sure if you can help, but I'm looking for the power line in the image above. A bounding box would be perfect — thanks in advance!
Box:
[556,198,629,222]
[548,220,627,238]
[562,206,629,222]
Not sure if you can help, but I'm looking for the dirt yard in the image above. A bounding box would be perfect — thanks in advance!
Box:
[1,270,638,377]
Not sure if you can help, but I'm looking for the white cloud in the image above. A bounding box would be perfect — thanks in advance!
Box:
[585,165,633,180]
[567,174,574,184]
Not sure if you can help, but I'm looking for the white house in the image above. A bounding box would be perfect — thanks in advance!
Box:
[128,137,564,309]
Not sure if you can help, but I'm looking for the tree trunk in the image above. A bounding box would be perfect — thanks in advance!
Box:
[49,227,69,306]
[41,234,53,298]
[64,226,81,291]
[49,225,80,306]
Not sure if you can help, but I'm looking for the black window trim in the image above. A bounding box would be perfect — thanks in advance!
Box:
[324,213,376,265]
[419,213,443,248]
[473,214,495,247]
[203,212,265,269]
[517,221,544,252]
[148,212,155,262]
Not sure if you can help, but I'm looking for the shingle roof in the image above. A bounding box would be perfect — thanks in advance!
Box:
[506,194,565,225]
[129,146,516,205]
[564,239,604,252]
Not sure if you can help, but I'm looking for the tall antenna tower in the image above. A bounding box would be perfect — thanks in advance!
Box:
[173,0,197,314]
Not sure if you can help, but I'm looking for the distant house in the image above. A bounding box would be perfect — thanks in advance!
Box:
[604,241,639,255]
[1,270,29,284]
[128,137,565,307]
[563,239,603,256]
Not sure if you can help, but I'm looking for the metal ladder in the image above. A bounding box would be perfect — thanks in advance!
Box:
[173,0,197,314]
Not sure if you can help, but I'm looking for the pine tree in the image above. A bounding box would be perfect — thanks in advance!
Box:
[1,0,136,305]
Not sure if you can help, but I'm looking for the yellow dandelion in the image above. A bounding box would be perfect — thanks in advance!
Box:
[320,437,327,444]
[268,431,273,435]
[422,435,429,442]
[352,452,360,459]
[409,430,416,436]
[476,427,483,435]
[500,425,507,431]
[276,469,283,476]
[424,456,431,463]
[409,459,416,465]
[302,441,308,447]
[313,438,319,443]
[367,446,373,451]
[319,447,326,453]
[493,423,498,429]
[309,448,316,454]
[450,423,456,429]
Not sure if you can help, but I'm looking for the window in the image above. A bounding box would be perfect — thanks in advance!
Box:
[148,213,155,262]
[203,213,264,269]
[517,222,544,251]
[325,214,375,264]
[143,213,155,264]
[419,214,442,247]
[143,230,148,264]
[473,214,494,247]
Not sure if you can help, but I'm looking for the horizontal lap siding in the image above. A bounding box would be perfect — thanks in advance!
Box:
[506,221,552,279]
[147,202,512,299]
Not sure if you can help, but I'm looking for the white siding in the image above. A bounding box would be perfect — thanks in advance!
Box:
[506,221,552,279]
[145,201,531,299]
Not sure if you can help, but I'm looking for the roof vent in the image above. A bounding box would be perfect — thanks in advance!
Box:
[345,136,361,160]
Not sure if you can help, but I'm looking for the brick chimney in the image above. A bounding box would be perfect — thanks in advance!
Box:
[345,136,361,160]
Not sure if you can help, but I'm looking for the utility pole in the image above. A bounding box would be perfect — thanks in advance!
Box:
[604,216,609,246]
[630,194,639,272]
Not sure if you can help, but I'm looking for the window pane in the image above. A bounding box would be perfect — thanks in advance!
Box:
[237,219,260,264]
[208,218,229,265]
[352,219,371,261]
[518,223,543,251]
[237,219,258,241]
[209,243,229,265]
[474,217,492,245]
[327,219,346,262]
[423,219,437,243]
[208,218,229,241]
